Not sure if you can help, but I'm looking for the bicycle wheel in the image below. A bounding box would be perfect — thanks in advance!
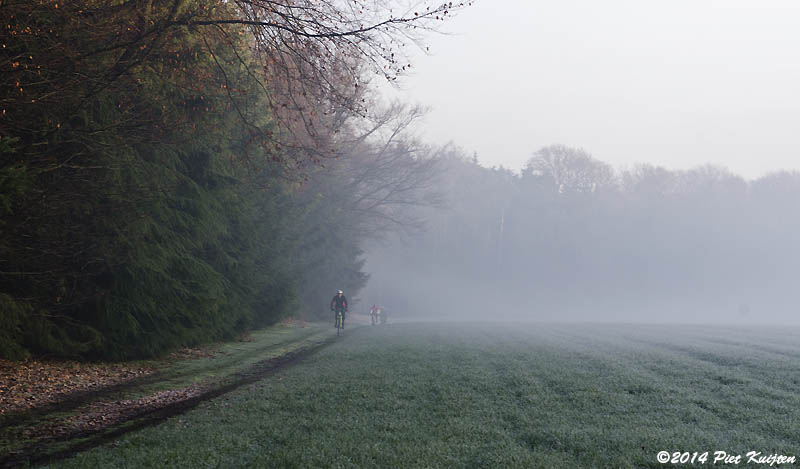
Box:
[337,312,342,336]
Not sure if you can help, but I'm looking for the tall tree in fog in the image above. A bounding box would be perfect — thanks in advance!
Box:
[523,145,615,195]
[0,0,469,359]
[366,144,800,323]
[295,102,445,314]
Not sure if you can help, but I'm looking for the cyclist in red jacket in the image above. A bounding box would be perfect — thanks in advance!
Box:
[370,304,380,325]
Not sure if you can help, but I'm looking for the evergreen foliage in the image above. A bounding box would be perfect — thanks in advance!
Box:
[1,1,449,359]
[0,1,301,359]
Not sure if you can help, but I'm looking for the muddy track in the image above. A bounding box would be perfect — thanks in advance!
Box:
[0,336,337,468]
[0,369,168,429]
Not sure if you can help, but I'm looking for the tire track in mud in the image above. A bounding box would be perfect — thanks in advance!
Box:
[0,335,339,468]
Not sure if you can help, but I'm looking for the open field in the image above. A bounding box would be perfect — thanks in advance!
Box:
[46,322,800,468]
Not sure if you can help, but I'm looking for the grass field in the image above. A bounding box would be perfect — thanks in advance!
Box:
[45,322,800,468]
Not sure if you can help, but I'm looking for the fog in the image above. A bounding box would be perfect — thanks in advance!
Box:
[360,145,800,325]
[359,2,800,325]
[380,0,800,179]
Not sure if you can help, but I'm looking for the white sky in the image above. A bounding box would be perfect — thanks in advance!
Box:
[378,0,800,179]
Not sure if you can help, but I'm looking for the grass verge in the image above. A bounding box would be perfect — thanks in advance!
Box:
[1,321,335,467]
[42,322,800,468]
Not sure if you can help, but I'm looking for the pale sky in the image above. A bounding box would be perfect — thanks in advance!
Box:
[378,0,800,179]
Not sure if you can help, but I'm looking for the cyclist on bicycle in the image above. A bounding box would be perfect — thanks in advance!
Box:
[330,290,348,328]
[370,304,380,325]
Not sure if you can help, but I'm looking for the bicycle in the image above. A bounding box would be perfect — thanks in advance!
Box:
[336,310,344,336]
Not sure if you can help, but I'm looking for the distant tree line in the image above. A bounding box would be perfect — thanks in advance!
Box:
[0,0,461,359]
[366,145,800,323]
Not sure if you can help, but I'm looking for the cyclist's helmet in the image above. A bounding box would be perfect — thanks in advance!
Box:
[337,290,343,294]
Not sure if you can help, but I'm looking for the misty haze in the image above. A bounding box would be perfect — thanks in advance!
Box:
[364,144,800,326]
[3,0,800,467]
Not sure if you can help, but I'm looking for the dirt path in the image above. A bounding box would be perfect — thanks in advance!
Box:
[0,335,336,468]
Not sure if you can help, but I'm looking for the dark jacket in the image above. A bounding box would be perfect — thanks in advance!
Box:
[330,294,348,311]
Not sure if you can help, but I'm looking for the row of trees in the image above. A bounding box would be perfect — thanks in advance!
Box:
[365,145,800,323]
[0,0,463,359]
